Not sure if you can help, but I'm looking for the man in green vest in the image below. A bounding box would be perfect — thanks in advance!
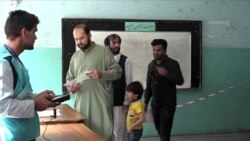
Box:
[0,10,56,141]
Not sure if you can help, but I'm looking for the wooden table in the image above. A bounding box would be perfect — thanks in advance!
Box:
[38,104,104,141]
[37,124,104,141]
[39,104,85,124]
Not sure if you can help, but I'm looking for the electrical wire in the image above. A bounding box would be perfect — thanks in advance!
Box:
[42,117,54,141]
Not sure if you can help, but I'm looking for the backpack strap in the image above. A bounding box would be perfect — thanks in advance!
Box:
[4,56,18,89]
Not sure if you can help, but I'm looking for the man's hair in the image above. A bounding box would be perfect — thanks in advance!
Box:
[126,81,144,99]
[74,24,90,34]
[104,34,121,46]
[151,39,168,50]
[4,10,39,40]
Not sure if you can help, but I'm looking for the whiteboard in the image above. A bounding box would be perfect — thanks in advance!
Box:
[91,31,191,88]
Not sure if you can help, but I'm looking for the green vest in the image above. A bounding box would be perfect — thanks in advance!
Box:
[0,45,39,141]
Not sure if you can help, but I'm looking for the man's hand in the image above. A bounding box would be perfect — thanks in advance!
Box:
[86,70,102,79]
[66,82,81,93]
[122,104,129,114]
[127,127,133,133]
[156,66,168,76]
[35,90,56,111]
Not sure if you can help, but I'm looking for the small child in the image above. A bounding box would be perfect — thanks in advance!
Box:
[126,81,145,141]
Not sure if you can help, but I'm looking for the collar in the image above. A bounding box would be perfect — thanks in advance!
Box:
[154,55,168,66]
[131,99,142,104]
[4,44,18,57]
[82,41,95,53]
[114,53,121,62]
[4,44,23,65]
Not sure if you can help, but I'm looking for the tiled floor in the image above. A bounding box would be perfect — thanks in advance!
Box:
[141,131,250,141]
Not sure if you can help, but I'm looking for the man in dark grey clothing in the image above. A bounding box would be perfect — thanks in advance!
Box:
[144,39,184,141]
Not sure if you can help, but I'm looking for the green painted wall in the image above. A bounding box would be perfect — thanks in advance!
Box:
[19,48,62,94]
[1,0,250,137]
[172,47,250,135]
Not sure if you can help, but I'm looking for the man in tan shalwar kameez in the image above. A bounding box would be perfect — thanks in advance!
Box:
[66,24,122,141]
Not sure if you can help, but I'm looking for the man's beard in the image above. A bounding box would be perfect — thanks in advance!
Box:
[25,46,34,50]
[153,54,165,61]
[109,47,120,55]
[24,43,34,50]
[77,40,91,50]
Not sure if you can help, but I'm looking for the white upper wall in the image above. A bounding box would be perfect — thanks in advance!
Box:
[0,0,249,48]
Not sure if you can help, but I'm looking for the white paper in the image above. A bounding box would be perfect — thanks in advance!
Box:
[38,109,61,117]
[64,71,91,86]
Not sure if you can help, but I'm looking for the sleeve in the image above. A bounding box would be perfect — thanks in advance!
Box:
[0,59,35,118]
[136,102,145,114]
[144,63,152,105]
[101,48,122,80]
[165,60,184,85]
[123,58,133,105]
[66,53,76,83]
